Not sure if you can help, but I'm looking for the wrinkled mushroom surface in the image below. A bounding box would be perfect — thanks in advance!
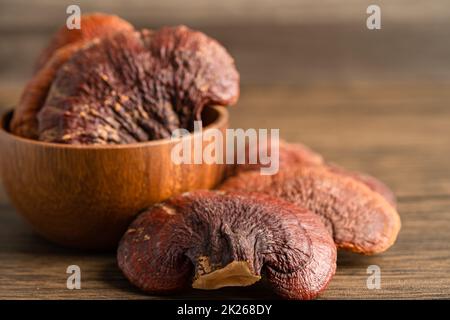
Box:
[117,190,336,300]
[37,26,238,144]
[35,13,134,72]
[230,140,396,207]
[220,166,401,255]
[11,15,239,144]
[326,163,397,208]
[228,139,324,176]
[10,13,134,139]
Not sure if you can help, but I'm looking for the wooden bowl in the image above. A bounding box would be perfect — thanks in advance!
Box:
[0,106,228,250]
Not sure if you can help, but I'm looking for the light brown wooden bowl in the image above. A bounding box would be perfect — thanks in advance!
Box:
[0,106,228,250]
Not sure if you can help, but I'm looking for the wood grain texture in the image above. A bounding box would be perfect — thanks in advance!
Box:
[2,0,449,30]
[1,2,449,298]
[3,23,450,86]
[1,84,449,299]
[1,4,450,85]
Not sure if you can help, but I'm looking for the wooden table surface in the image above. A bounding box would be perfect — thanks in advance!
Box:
[1,83,450,299]
[1,0,450,298]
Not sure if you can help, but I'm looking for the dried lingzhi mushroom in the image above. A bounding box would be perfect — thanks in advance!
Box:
[228,139,324,175]
[11,13,134,139]
[11,16,239,143]
[38,27,238,144]
[231,140,397,206]
[326,163,397,208]
[117,190,336,300]
[220,165,401,255]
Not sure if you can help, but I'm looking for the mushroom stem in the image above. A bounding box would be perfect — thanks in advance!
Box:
[192,260,261,290]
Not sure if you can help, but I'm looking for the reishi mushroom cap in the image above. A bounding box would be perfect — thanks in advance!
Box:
[11,13,134,139]
[37,26,239,144]
[220,165,401,255]
[230,140,396,207]
[34,13,134,72]
[11,15,239,144]
[117,190,336,300]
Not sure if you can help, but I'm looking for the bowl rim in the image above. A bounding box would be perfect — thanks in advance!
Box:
[0,105,229,150]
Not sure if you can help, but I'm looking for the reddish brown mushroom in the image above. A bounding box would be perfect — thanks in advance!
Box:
[10,13,134,139]
[228,139,324,176]
[35,13,134,72]
[11,16,239,144]
[37,26,238,143]
[220,166,401,255]
[117,190,336,300]
[229,140,396,207]
[326,163,397,208]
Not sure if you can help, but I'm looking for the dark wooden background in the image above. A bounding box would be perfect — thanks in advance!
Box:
[1,0,450,299]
